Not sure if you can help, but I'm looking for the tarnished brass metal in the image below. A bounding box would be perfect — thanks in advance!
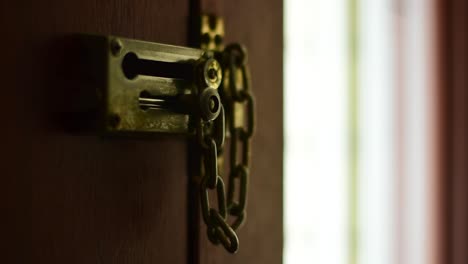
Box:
[75,35,224,136]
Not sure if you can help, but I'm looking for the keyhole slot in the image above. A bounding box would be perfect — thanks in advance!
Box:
[121,52,194,80]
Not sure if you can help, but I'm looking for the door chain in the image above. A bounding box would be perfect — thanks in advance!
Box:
[197,44,255,253]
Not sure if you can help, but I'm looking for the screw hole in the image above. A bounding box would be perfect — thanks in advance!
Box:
[208,68,217,80]
[214,35,223,46]
[110,39,122,56]
[201,33,211,44]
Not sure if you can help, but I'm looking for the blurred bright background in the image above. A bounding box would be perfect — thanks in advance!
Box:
[284,0,438,263]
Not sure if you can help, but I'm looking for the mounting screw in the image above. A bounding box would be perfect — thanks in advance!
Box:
[202,58,222,89]
[110,38,123,56]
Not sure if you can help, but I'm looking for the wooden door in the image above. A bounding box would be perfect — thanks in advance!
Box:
[436,0,468,263]
[0,0,282,263]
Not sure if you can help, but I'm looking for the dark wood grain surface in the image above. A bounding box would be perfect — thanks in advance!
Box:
[1,1,190,263]
[439,0,468,263]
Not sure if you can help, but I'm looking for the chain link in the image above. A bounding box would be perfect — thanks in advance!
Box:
[223,43,254,233]
[197,43,254,253]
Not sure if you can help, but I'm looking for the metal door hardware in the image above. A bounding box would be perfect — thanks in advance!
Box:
[73,19,254,253]
[72,35,223,135]
[196,14,255,254]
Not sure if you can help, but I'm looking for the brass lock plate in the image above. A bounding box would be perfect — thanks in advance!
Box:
[75,35,208,135]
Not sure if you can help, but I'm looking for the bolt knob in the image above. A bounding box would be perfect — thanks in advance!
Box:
[199,88,221,121]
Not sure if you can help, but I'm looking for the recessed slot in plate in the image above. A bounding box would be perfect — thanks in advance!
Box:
[121,52,194,80]
[138,90,177,110]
